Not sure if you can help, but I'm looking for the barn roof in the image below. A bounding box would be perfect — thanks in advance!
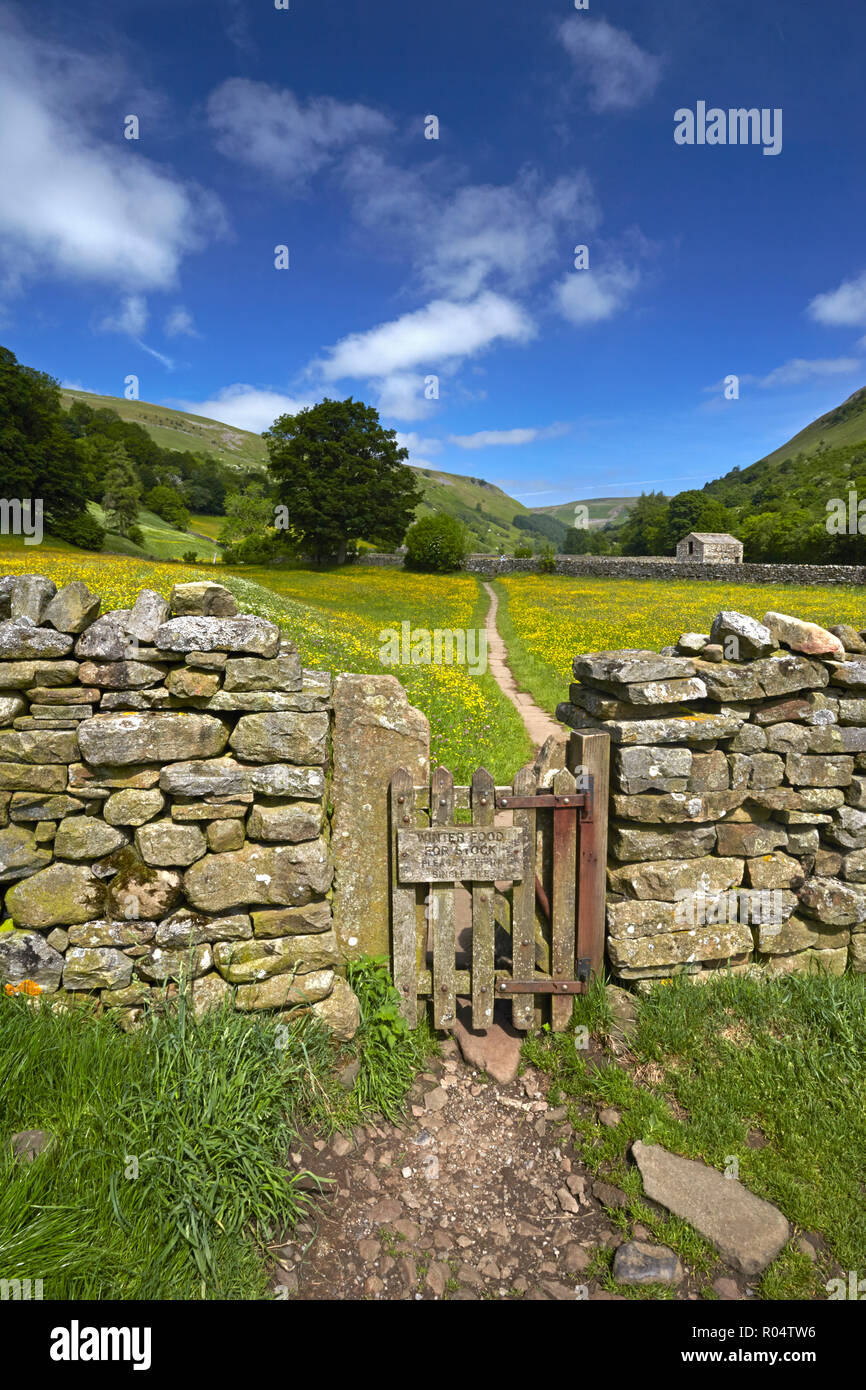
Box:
[683,532,742,544]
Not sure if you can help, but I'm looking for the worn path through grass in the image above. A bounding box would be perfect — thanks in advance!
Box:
[481,582,565,752]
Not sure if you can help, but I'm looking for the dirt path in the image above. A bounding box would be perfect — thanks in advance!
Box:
[482,582,564,751]
[270,1049,630,1302]
[269,1043,751,1302]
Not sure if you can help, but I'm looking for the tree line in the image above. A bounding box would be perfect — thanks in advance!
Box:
[1,346,238,550]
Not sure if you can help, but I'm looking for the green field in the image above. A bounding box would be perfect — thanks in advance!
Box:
[88,505,223,562]
[219,565,531,780]
[494,572,866,717]
[189,514,226,541]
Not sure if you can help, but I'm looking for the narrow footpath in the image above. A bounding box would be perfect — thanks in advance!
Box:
[482,582,564,751]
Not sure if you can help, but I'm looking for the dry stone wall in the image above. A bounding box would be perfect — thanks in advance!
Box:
[0,573,361,1039]
[558,610,866,985]
[358,553,866,584]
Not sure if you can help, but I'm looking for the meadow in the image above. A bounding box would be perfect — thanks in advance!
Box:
[494,573,866,716]
[0,549,530,783]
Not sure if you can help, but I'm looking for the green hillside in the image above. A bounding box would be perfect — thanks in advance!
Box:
[701,385,866,520]
[532,496,639,529]
[756,385,866,468]
[411,468,535,550]
[61,390,269,474]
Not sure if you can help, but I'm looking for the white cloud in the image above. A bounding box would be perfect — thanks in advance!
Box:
[756,357,861,389]
[0,17,224,296]
[703,357,861,394]
[374,373,436,422]
[554,265,640,325]
[172,385,314,433]
[164,306,198,338]
[207,79,391,189]
[449,424,571,449]
[807,271,866,328]
[137,343,176,370]
[395,431,442,456]
[99,294,149,337]
[558,17,662,112]
[316,293,535,381]
[344,152,599,299]
[97,293,176,370]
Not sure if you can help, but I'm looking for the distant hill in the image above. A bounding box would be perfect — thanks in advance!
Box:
[411,468,543,550]
[616,383,866,562]
[531,496,639,529]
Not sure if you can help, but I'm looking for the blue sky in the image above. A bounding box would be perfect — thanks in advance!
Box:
[1,0,865,506]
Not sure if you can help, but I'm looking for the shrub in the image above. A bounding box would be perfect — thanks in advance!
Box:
[513,544,533,558]
[182,549,198,563]
[144,484,191,532]
[404,513,469,572]
[538,543,557,573]
[221,532,289,565]
[127,524,145,547]
[51,511,105,551]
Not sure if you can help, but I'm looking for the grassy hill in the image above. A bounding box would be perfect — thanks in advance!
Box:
[756,385,866,469]
[411,468,536,550]
[531,496,639,529]
[61,390,269,474]
[702,385,866,519]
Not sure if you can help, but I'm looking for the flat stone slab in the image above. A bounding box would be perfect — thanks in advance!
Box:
[452,1001,523,1084]
[631,1140,790,1275]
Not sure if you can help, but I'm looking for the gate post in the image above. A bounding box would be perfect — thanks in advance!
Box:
[569,729,610,983]
[331,675,429,961]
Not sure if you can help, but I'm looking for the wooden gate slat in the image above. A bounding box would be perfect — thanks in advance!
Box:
[510,764,537,1030]
[470,767,496,1029]
[551,767,577,1031]
[390,767,418,1026]
[430,765,456,1028]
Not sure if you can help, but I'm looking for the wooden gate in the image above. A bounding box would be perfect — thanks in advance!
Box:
[389,731,609,1032]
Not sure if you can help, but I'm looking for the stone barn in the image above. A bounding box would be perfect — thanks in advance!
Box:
[676,532,743,564]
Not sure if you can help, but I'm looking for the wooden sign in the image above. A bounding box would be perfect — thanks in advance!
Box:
[397,826,525,883]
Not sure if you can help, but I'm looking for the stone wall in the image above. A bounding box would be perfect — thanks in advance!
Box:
[357,553,866,585]
[558,610,866,985]
[0,573,366,1038]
